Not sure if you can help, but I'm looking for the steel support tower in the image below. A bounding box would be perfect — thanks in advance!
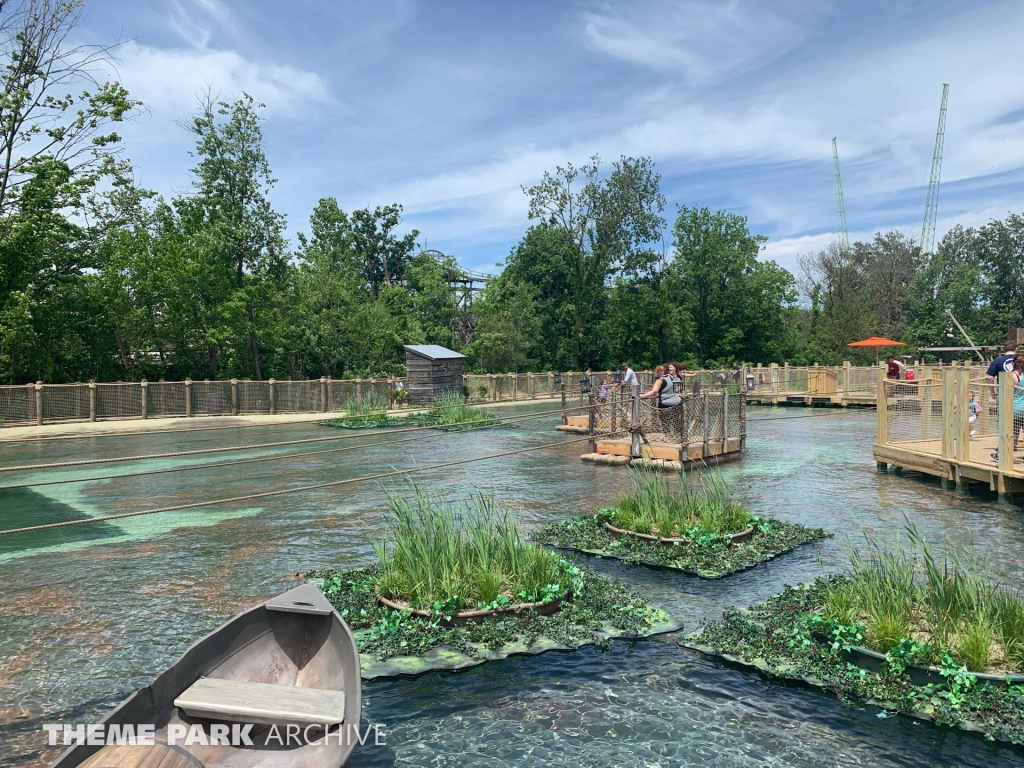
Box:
[920,84,949,255]
[832,137,850,251]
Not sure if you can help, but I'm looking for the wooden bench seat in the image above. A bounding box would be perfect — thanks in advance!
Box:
[174,678,346,726]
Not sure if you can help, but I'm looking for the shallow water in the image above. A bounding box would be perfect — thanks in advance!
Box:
[2,404,1023,766]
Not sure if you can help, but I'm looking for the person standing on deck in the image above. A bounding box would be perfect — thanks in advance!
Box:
[640,365,681,408]
[992,354,1024,464]
[618,362,639,389]
[987,342,1017,384]
[986,342,1017,411]
[886,356,904,380]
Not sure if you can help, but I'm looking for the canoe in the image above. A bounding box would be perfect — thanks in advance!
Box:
[51,584,362,768]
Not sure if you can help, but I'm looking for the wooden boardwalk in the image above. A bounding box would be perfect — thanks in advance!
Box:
[871,368,1024,499]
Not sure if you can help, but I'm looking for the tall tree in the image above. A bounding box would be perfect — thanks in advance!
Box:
[671,207,791,365]
[0,0,139,382]
[175,93,287,380]
[522,155,665,367]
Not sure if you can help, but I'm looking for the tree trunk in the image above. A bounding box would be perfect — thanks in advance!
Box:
[248,305,263,381]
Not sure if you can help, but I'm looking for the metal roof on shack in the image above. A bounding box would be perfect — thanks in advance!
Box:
[403,345,465,361]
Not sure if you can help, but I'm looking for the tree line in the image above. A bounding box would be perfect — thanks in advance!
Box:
[2,1,1022,385]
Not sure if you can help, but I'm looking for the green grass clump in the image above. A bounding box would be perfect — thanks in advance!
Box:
[344,391,389,418]
[611,465,751,539]
[426,391,496,429]
[373,482,571,611]
[820,524,1024,672]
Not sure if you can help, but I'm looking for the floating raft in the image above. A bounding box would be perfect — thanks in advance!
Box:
[678,637,1019,745]
[354,614,682,680]
[534,515,830,579]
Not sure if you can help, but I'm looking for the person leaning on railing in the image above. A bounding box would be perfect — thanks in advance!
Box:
[640,365,682,409]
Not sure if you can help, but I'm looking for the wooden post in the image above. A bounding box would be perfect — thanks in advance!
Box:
[140,380,148,419]
[587,392,595,435]
[88,381,96,422]
[231,379,238,415]
[702,390,710,457]
[510,373,516,401]
[489,374,497,401]
[528,372,535,399]
[771,363,779,395]
[999,371,1014,479]
[631,384,642,459]
[941,371,955,460]
[920,373,933,439]
[876,367,888,445]
[269,378,276,415]
[783,362,790,391]
[843,361,851,395]
[548,371,553,398]
[723,389,729,447]
[955,367,971,465]
[356,378,363,400]
[184,378,192,417]
[36,382,43,426]
[321,377,328,412]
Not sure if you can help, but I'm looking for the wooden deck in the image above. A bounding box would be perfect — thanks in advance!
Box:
[874,434,1024,495]
[746,390,877,407]
[581,437,744,470]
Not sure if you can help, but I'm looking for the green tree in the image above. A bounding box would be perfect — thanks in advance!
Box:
[670,206,792,365]
[0,0,140,382]
[522,155,665,367]
[168,93,288,380]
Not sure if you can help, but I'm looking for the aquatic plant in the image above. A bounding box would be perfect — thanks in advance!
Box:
[611,465,751,539]
[427,391,496,429]
[820,525,1024,672]
[372,482,571,610]
[344,391,390,418]
[690,577,1024,745]
[533,509,828,579]
[312,562,670,663]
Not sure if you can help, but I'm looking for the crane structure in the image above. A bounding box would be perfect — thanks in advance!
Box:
[832,137,851,251]
[920,83,949,255]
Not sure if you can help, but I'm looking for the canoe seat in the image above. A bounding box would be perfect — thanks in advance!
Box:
[174,678,345,727]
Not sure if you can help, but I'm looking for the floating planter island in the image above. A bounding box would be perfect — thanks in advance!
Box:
[682,528,1024,744]
[534,467,828,578]
[307,483,679,680]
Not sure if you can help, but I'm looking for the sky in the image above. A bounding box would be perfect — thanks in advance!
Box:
[77,0,1024,278]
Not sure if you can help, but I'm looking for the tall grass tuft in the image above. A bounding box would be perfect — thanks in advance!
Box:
[822,523,1023,671]
[373,482,565,610]
[612,465,751,538]
[848,541,917,652]
[345,391,389,418]
[427,391,495,429]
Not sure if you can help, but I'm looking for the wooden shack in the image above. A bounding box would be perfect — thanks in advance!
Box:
[404,345,465,405]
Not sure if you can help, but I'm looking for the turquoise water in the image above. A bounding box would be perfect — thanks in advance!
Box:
[1,404,1023,766]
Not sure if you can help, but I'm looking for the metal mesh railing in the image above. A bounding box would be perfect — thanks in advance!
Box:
[95,383,142,419]
[146,382,187,417]
[884,379,941,451]
[236,381,271,414]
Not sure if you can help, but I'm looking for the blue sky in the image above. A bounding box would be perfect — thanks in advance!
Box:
[81,0,1024,278]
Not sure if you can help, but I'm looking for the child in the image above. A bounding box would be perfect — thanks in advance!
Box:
[968,391,982,437]
[599,379,609,402]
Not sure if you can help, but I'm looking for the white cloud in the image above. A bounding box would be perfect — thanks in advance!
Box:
[582,1,804,84]
[112,41,332,119]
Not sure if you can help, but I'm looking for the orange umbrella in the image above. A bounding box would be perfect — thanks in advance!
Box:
[847,336,905,348]
[847,336,905,364]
